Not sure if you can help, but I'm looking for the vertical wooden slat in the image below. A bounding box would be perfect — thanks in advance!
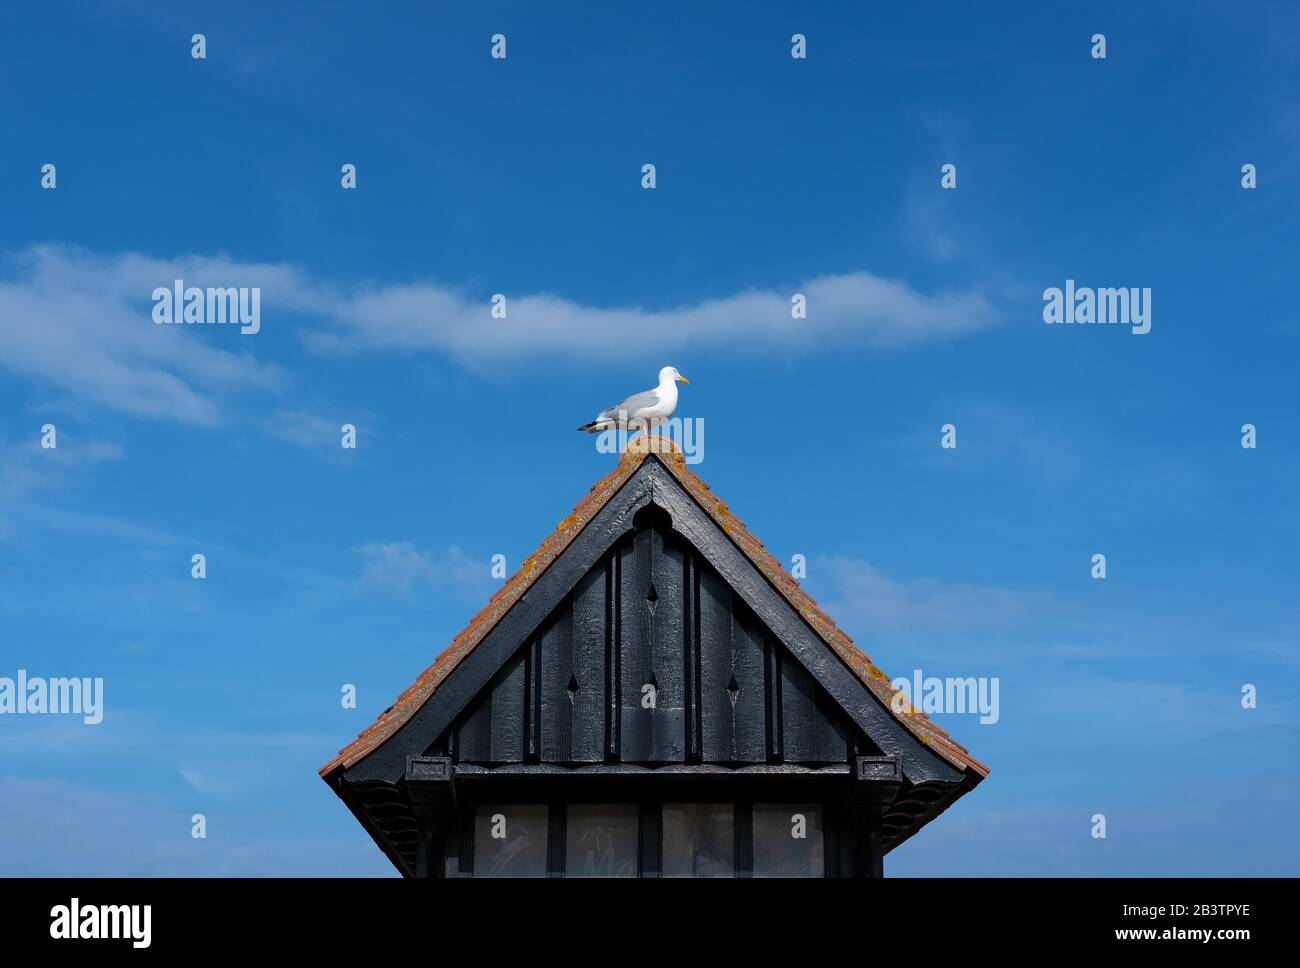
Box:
[684,554,699,760]
[698,564,734,762]
[692,559,704,761]
[778,654,850,762]
[817,688,851,762]
[767,635,783,761]
[618,530,652,761]
[729,613,768,763]
[649,530,686,762]
[488,649,527,761]
[527,636,541,761]
[569,564,606,762]
[781,653,819,762]
[457,694,492,762]
[539,611,572,762]
[607,549,620,759]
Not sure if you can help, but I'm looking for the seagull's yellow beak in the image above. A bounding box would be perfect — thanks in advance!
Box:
[676,374,689,384]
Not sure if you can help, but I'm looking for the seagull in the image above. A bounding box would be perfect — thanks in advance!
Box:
[577,365,690,434]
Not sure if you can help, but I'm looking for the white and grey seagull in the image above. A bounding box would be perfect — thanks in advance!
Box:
[577,365,689,434]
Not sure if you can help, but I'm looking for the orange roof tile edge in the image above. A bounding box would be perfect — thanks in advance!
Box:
[320,435,989,781]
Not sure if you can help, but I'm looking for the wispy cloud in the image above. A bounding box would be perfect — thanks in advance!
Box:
[356,542,491,599]
[0,433,125,500]
[0,245,290,425]
[258,408,346,452]
[306,270,1000,364]
[814,556,1033,635]
[1,245,1000,424]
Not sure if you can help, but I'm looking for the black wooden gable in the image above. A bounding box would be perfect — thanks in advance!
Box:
[325,451,984,877]
[445,506,867,768]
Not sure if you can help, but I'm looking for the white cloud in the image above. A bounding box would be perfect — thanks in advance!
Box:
[815,556,1032,635]
[356,542,490,598]
[0,245,298,425]
[307,270,998,365]
[259,408,345,452]
[1,245,999,424]
[0,433,125,500]
[178,765,242,797]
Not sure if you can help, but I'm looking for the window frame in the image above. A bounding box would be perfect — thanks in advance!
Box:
[563,802,642,878]
[467,802,552,878]
[450,785,838,878]
[749,801,828,878]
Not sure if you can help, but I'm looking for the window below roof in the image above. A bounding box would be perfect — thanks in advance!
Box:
[661,802,735,877]
[460,801,828,877]
[472,804,549,877]
[752,803,825,877]
[565,803,639,877]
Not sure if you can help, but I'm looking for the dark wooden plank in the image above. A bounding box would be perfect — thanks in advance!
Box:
[618,528,654,761]
[699,575,769,763]
[729,609,769,763]
[698,564,734,762]
[774,649,847,764]
[538,607,574,762]
[607,551,619,759]
[456,691,493,763]
[487,649,527,762]
[780,654,821,762]
[777,645,848,763]
[648,528,686,761]
[569,563,606,762]
[684,554,700,760]
[817,685,852,762]
[766,633,782,760]
[527,635,541,761]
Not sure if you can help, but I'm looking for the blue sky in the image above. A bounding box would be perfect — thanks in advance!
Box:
[1,1,1298,875]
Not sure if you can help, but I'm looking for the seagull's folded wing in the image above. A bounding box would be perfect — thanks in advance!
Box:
[599,388,660,420]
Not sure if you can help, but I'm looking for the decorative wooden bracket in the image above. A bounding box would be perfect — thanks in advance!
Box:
[850,755,903,877]
[854,755,902,792]
[405,756,455,877]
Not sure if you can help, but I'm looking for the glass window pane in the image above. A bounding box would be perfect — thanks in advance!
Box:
[565,804,639,877]
[662,803,734,878]
[752,803,824,877]
[473,804,549,877]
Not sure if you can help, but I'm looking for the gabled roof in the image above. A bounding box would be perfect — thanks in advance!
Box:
[320,436,988,784]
